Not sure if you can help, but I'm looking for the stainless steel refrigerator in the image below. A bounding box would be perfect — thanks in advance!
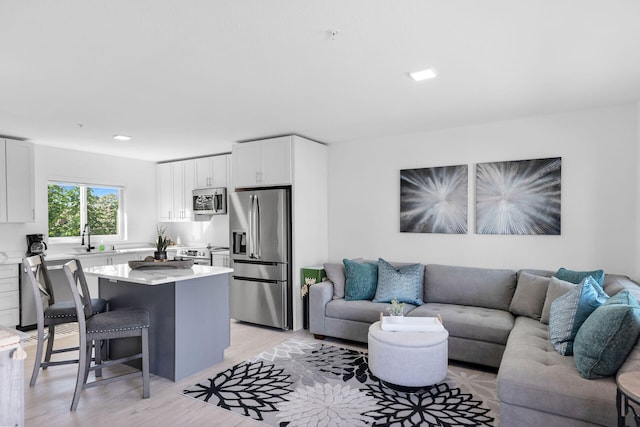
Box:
[229,188,292,330]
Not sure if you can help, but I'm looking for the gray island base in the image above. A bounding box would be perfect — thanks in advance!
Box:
[86,264,232,382]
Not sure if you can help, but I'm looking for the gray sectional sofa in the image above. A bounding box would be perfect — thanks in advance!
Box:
[309,262,640,426]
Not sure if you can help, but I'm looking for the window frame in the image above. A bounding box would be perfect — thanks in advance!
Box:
[47,180,125,244]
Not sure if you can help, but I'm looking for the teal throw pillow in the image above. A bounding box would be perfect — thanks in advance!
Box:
[548,276,609,355]
[574,290,640,379]
[555,267,605,287]
[373,258,424,305]
[604,289,639,306]
[343,258,378,301]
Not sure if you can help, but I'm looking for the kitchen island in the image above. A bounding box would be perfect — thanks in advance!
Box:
[84,263,232,382]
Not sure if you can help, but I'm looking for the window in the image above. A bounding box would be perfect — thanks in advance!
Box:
[48,182,123,240]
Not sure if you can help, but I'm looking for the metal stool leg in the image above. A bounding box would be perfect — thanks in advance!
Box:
[44,324,55,366]
[30,324,46,386]
[142,328,150,399]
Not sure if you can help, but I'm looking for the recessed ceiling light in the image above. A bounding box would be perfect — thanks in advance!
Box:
[409,68,438,82]
[113,135,132,141]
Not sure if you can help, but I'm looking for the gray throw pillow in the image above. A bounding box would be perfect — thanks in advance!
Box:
[541,277,575,324]
[324,263,346,299]
[509,272,550,320]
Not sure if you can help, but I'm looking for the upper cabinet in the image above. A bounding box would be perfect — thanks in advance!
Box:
[232,136,292,188]
[157,160,195,222]
[0,138,35,223]
[157,163,173,222]
[158,155,230,222]
[194,154,229,188]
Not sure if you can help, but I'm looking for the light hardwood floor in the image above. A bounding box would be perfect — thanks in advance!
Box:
[23,321,366,427]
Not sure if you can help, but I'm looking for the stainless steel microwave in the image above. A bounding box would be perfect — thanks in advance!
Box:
[193,187,227,216]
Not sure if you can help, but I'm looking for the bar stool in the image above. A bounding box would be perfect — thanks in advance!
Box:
[22,255,107,386]
[62,259,150,411]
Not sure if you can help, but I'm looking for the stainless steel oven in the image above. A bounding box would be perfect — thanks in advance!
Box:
[175,246,230,266]
[175,248,211,265]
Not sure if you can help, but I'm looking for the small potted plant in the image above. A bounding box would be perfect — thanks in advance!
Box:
[155,225,170,260]
[387,297,405,321]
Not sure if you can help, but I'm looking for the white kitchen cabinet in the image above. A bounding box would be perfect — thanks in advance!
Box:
[157,160,195,221]
[157,163,173,221]
[215,155,230,187]
[0,265,19,327]
[232,136,292,188]
[172,161,187,220]
[0,139,35,223]
[194,154,229,188]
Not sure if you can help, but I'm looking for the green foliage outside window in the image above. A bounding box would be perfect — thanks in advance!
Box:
[48,183,120,238]
[87,188,119,235]
[48,184,81,237]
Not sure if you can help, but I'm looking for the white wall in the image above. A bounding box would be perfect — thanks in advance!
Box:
[637,100,640,278]
[0,145,157,255]
[160,216,229,248]
[328,104,639,278]
[291,137,328,330]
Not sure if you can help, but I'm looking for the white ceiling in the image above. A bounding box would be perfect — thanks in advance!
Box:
[2,1,640,162]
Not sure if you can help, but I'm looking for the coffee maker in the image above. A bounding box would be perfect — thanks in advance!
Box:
[26,234,48,256]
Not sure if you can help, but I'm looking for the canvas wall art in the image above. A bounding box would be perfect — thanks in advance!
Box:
[400,165,468,234]
[476,157,561,235]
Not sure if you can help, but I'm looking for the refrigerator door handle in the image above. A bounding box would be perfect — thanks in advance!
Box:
[248,195,255,259]
[255,194,261,259]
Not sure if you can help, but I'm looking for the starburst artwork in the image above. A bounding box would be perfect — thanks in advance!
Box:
[400,165,468,234]
[476,157,561,235]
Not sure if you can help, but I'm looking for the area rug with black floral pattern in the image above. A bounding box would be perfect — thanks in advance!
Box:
[182,339,499,426]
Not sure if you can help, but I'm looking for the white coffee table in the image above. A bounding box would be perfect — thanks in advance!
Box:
[368,318,449,388]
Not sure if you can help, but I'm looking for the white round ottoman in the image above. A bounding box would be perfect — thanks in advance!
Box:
[368,320,449,388]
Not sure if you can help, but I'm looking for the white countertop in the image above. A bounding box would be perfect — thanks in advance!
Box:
[0,245,229,266]
[0,246,157,266]
[84,263,233,285]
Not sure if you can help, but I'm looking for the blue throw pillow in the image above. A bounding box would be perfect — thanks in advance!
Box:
[373,258,424,305]
[548,276,609,355]
[574,290,640,379]
[343,258,378,301]
[554,267,605,287]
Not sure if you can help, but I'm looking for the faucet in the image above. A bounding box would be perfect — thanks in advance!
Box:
[81,224,95,252]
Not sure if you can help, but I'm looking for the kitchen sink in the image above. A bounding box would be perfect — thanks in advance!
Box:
[72,246,116,255]
[73,250,115,256]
